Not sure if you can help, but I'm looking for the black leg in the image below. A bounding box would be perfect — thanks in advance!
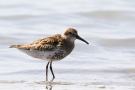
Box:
[46,62,50,81]
[50,61,55,81]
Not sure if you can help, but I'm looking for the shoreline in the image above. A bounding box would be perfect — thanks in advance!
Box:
[0,82,134,90]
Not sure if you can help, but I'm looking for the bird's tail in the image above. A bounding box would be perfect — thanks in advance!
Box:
[9,45,23,48]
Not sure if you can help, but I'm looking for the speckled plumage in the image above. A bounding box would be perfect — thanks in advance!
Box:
[10,34,74,61]
[10,28,89,81]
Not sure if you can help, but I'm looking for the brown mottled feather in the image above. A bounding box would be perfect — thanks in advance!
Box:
[10,34,63,51]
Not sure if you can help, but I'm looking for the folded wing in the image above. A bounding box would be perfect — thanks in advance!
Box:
[10,34,62,51]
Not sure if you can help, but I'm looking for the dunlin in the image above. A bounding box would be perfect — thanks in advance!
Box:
[10,28,89,81]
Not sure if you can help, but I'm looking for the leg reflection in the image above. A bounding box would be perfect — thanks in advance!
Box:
[46,84,53,90]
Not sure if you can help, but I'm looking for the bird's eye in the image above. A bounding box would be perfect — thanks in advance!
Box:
[69,32,72,34]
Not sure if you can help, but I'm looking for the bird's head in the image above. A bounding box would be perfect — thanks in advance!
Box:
[62,28,89,44]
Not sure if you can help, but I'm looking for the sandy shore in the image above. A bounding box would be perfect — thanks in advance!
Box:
[0,81,134,90]
[0,84,134,90]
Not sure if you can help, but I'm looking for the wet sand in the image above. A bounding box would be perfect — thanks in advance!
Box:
[1,83,134,90]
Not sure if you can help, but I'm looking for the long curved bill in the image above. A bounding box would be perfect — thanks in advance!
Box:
[76,35,89,44]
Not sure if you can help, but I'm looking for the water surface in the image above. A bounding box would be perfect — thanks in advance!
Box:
[0,0,135,90]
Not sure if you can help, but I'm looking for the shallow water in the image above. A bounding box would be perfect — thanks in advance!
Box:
[0,0,135,90]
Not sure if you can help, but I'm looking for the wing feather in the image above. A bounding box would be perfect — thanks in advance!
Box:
[10,34,62,51]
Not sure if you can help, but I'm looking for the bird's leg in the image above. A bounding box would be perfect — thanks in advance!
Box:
[50,61,55,81]
[46,62,50,81]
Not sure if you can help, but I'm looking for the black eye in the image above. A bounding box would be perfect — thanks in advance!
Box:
[69,32,72,34]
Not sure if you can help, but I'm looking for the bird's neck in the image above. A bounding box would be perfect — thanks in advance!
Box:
[65,39,75,55]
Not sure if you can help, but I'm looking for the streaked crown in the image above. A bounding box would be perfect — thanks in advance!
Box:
[62,28,78,41]
[62,28,89,44]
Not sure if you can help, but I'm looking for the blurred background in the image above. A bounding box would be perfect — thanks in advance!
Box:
[0,0,135,89]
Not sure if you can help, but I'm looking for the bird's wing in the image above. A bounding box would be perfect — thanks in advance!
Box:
[10,34,62,51]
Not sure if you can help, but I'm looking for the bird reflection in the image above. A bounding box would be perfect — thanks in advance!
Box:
[46,85,53,90]
[45,80,53,90]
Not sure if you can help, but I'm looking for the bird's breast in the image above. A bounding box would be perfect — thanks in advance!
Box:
[18,41,74,61]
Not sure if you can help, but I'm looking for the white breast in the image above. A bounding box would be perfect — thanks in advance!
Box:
[18,48,66,62]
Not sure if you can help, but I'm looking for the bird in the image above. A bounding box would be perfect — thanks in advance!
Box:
[10,28,89,81]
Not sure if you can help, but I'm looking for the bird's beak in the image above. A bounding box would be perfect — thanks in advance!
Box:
[76,35,89,44]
